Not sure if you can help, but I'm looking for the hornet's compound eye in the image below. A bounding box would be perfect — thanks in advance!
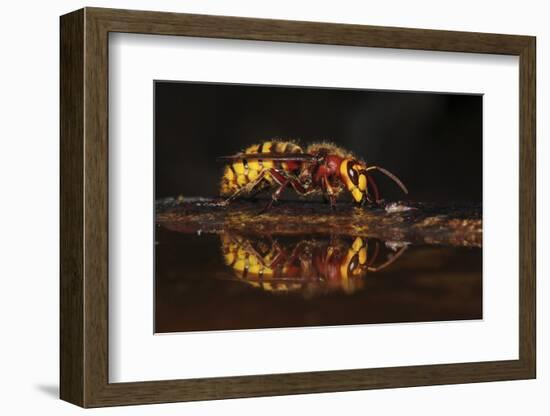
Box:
[347,164,359,186]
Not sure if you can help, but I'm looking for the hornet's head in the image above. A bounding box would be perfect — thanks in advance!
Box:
[339,158,408,205]
[339,159,371,204]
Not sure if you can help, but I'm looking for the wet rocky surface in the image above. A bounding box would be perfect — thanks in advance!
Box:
[155,197,482,248]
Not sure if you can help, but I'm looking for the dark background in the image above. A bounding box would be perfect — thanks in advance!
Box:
[155,81,482,203]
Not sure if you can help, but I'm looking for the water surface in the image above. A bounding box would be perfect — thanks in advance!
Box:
[155,224,482,333]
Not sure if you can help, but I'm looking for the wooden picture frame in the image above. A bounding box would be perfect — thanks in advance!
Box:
[60,7,536,408]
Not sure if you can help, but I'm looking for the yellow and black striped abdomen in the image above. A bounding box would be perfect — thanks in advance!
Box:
[220,140,303,196]
[221,233,303,293]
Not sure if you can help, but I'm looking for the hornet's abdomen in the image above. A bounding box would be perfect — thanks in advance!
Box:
[221,233,303,293]
[220,140,303,196]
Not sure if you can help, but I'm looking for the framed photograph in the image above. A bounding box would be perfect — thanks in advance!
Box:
[60,7,536,407]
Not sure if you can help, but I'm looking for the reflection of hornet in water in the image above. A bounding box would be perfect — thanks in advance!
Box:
[221,233,407,295]
[219,140,408,212]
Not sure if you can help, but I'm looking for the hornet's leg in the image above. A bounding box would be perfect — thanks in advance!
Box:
[224,168,312,212]
[322,175,337,210]
[258,169,318,213]
[258,168,320,213]
[222,168,277,206]
[248,181,270,199]
[259,170,291,214]
[221,179,262,206]
[239,238,286,269]
[287,177,313,196]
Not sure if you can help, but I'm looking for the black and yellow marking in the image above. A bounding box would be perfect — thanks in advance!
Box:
[339,237,368,293]
[340,158,369,203]
[221,234,306,293]
[221,234,276,281]
[220,140,303,196]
